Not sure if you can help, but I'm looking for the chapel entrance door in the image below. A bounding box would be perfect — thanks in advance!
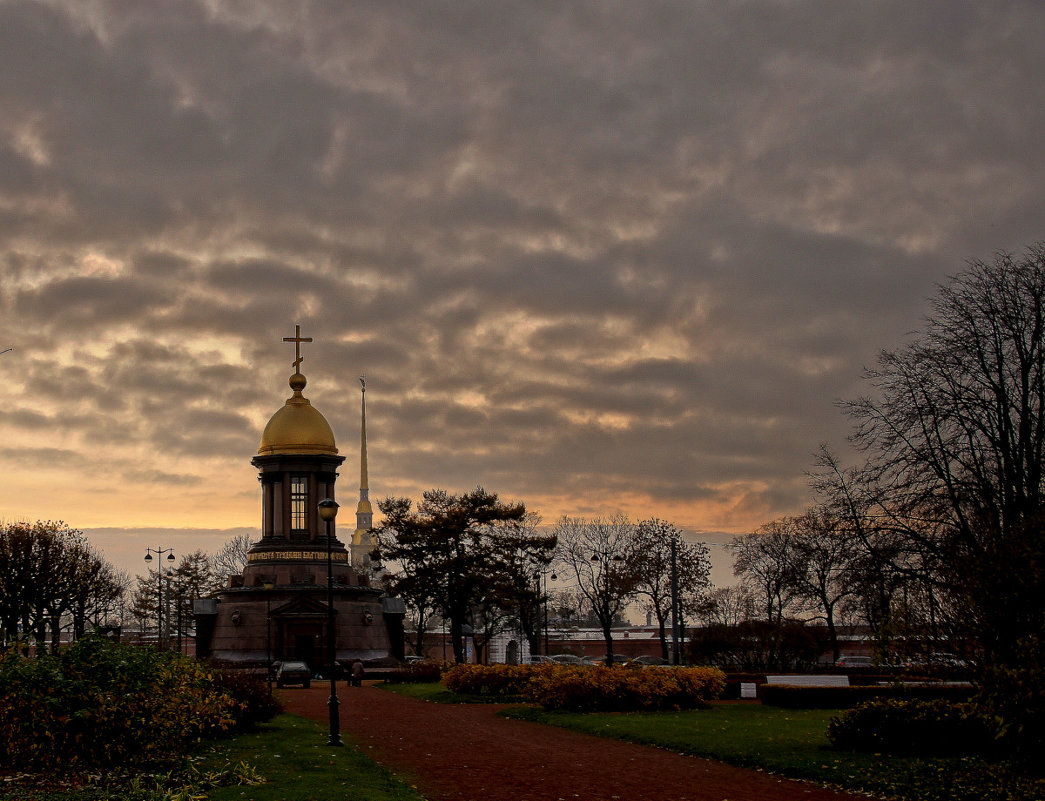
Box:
[295,633,317,669]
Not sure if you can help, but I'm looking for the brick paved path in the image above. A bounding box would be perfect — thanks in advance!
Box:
[280,685,869,801]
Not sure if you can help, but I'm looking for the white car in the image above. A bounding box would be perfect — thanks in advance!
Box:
[275,660,312,688]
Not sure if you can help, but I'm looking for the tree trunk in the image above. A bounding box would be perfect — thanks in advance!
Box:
[655,609,669,661]
[450,616,465,663]
[73,599,87,640]
[825,606,840,662]
[415,625,426,658]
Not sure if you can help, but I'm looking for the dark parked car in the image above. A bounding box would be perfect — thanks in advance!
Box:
[276,660,312,688]
[549,654,586,665]
[582,654,633,666]
[632,655,669,666]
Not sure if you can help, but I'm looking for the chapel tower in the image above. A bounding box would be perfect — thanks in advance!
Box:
[194,326,404,670]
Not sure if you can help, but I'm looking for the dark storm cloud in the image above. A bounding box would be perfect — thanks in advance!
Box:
[3,0,1045,540]
[17,275,170,327]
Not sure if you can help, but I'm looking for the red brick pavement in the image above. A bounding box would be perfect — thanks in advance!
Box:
[279,684,870,801]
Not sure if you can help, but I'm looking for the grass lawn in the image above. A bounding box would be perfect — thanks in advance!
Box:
[385,682,1042,801]
[198,714,426,801]
[384,681,509,704]
[503,703,1043,801]
[0,714,425,801]
[383,681,464,703]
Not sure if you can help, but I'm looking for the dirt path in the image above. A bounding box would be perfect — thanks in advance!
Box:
[279,684,868,801]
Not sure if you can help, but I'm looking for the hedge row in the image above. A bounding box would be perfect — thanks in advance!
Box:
[828,698,1002,756]
[760,682,977,709]
[443,664,726,712]
[384,661,446,684]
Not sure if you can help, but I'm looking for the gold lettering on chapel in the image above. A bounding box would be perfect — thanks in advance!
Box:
[247,551,348,562]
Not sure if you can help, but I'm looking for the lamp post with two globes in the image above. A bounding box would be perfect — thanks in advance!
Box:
[143,548,176,649]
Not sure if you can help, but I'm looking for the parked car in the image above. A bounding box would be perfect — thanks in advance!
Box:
[549,654,586,665]
[525,655,557,664]
[902,652,973,670]
[582,654,632,666]
[834,655,873,668]
[276,660,312,688]
[632,655,669,666]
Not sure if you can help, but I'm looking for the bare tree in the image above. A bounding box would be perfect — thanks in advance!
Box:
[784,507,858,662]
[0,521,124,650]
[211,533,254,591]
[700,585,756,627]
[553,515,641,664]
[631,519,711,660]
[729,520,801,624]
[547,586,589,625]
[813,246,1045,674]
[822,245,1045,668]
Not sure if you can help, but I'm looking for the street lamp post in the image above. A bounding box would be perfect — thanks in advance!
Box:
[143,548,176,650]
[545,570,556,655]
[317,498,343,747]
[534,568,557,656]
[670,536,682,666]
[263,581,275,691]
[533,571,542,656]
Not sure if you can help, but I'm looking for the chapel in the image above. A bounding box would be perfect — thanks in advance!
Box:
[194,327,405,671]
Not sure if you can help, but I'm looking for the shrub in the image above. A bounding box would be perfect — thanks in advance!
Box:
[827,698,1003,756]
[210,667,282,729]
[530,665,725,712]
[0,636,240,772]
[979,635,1045,761]
[444,664,544,697]
[441,664,725,712]
[386,661,445,684]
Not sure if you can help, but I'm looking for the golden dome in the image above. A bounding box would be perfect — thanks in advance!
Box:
[258,372,338,456]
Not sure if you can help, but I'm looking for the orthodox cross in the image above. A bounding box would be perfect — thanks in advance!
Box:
[359,373,366,394]
[282,324,313,373]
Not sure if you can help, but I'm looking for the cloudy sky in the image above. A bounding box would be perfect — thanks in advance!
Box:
[2,1,1044,587]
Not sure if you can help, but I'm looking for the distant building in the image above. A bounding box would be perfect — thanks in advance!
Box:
[194,328,405,671]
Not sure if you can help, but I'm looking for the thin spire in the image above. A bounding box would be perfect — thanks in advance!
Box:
[355,374,373,538]
[359,374,368,492]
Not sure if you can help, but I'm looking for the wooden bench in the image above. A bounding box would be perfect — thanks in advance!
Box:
[765,674,849,687]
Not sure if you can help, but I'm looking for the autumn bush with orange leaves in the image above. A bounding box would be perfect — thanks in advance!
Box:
[443,663,725,712]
